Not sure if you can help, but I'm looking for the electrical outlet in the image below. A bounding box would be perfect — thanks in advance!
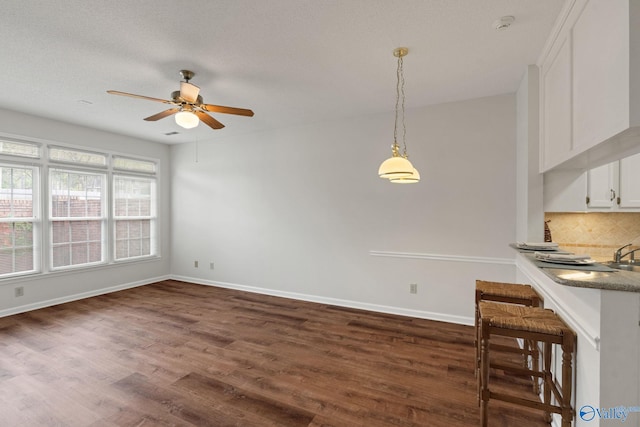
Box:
[410,283,417,294]
[15,286,24,297]
[209,262,214,270]
[194,260,199,268]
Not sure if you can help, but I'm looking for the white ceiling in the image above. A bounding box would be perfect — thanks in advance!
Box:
[1,0,564,144]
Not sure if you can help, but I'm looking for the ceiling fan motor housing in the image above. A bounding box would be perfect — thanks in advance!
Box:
[171,90,203,105]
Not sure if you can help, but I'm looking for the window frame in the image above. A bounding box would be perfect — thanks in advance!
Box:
[0,162,41,278]
[48,145,108,168]
[112,173,158,262]
[48,167,108,271]
[0,135,160,281]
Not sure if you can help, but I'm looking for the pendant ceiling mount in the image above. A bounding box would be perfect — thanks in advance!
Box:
[393,47,408,58]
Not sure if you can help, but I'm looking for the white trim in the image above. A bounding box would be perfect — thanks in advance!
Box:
[0,274,171,318]
[1,272,477,325]
[536,0,580,67]
[516,256,600,350]
[370,250,514,266]
[171,275,475,326]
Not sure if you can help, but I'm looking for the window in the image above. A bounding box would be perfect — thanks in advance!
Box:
[0,139,40,158]
[49,146,107,167]
[114,175,157,260]
[49,169,106,269]
[0,137,158,279]
[0,165,39,276]
[113,156,156,174]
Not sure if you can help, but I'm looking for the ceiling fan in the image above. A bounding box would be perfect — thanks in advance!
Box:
[107,70,254,130]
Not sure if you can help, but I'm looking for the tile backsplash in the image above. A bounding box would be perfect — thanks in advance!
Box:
[544,212,640,261]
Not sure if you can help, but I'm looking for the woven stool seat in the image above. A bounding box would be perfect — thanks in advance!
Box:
[476,281,539,300]
[479,301,568,336]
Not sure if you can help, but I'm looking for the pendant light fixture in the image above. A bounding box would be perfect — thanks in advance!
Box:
[378,47,420,183]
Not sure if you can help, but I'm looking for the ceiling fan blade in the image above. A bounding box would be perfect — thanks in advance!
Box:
[195,110,225,129]
[201,104,254,117]
[107,90,176,105]
[144,108,180,121]
[180,82,200,103]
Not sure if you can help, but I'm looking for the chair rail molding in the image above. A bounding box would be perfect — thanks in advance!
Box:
[369,250,515,266]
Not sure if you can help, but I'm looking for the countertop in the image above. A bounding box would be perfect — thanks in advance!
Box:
[513,247,640,293]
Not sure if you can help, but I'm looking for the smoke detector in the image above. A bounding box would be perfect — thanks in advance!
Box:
[494,16,515,30]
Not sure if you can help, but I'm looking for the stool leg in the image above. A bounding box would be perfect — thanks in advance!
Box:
[531,294,542,396]
[480,320,490,427]
[561,337,575,427]
[475,290,481,379]
[530,339,540,395]
[476,316,481,407]
[543,341,552,423]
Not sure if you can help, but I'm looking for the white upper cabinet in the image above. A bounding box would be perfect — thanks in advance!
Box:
[619,152,640,208]
[572,0,629,152]
[545,152,640,212]
[542,36,572,170]
[539,0,640,172]
[587,162,616,208]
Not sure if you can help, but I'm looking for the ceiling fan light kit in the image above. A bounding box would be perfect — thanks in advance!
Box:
[107,69,254,131]
[175,110,199,129]
[378,47,420,184]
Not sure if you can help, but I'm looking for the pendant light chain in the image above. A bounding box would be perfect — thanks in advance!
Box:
[398,55,407,158]
[393,55,400,148]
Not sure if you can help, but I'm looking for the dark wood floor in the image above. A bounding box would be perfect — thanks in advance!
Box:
[0,280,549,426]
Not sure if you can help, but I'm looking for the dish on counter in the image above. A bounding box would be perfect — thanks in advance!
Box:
[516,242,559,251]
[534,252,597,265]
[537,258,597,266]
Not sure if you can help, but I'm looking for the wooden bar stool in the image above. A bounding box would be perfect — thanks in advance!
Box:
[478,301,576,427]
[475,280,543,393]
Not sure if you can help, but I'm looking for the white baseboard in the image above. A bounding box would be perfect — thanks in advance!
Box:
[1,274,475,326]
[0,275,172,318]
[171,274,475,326]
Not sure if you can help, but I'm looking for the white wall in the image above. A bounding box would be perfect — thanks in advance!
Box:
[0,108,172,316]
[171,94,518,324]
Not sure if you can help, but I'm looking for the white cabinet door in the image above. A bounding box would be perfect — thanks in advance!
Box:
[587,163,616,208]
[542,36,572,171]
[545,154,640,212]
[619,153,640,208]
[538,0,640,173]
[572,0,629,151]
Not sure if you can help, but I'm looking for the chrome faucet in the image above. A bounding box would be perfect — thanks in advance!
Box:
[614,243,640,263]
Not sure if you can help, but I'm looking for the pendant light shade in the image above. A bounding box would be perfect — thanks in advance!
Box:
[378,143,414,178]
[378,47,420,184]
[175,110,199,129]
[379,156,414,178]
[390,167,420,183]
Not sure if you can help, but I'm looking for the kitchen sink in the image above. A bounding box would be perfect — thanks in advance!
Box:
[605,262,640,272]
[550,269,615,281]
